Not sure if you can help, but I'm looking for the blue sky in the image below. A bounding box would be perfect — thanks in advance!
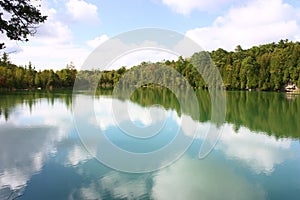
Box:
[2,0,300,70]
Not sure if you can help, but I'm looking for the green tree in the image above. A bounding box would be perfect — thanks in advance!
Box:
[0,0,47,49]
[0,52,9,65]
[34,73,40,87]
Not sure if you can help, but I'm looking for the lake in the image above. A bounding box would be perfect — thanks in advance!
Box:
[0,89,300,200]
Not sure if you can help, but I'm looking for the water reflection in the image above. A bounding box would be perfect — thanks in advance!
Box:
[93,95,296,175]
[128,88,300,139]
[0,93,73,199]
[0,90,299,199]
[1,89,300,139]
[152,156,266,200]
[64,145,92,167]
[216,124,294,175]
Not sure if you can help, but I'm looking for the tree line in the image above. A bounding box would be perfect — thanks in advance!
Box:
[0,54,77,89]
[211,39,300,90]
[1,39,300,91]
[75,39,300,91]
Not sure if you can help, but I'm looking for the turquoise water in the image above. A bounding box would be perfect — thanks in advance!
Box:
[0,90,300,199]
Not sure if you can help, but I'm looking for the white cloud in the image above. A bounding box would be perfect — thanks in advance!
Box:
[216,124,294,175]
[0,35,23,54]
[10,44,89,70]
[71,171,149,199]
[100,172,148,199]
[86,34,109,48]
[66,0,99,23]
[0,0,104,70]
[152,156,266,200]
[82,36,181,71]
[65,145,92,166]
[93,97,169,132]
[35,21,73,45]
[161,0,238,15]
[3,1,95,70]
[0,1,73,55]
[186,0,300,51]
[77,183,103,200]
[109,49,178,70]
[27,1,73,45]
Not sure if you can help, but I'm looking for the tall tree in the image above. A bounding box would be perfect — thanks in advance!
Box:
[0,0,47,49]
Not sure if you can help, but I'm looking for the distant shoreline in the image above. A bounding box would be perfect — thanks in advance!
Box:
[1,86,300,94]
[1,39,300,92]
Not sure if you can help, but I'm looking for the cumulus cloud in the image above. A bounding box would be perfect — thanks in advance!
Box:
[65,145,92,166]
[31,1,73,45]
[216,124,294,175]
[186,0,300,51]
[161,0,238,15]
[93,97,169,132]
[82,35,180,71]
[5,1,89,70]
[100,172,148,199]
[86,34,109,49]
[152,156,266,200]
[66,0,99,23]
[10,43,89,70]
[35,21,73,45]
[71,171,149,199]
[110,49,178,69]
[1,2,73,55]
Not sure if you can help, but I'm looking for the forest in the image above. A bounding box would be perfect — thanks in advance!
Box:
[1,39,300,91]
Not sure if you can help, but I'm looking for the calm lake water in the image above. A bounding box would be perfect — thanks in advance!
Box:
[0,89,300,200]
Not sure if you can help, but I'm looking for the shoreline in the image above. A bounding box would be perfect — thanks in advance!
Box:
[1,86,300,94]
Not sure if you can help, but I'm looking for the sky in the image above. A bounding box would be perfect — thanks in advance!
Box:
[2,0,300,70]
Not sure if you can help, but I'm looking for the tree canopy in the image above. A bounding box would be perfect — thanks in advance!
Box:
[94,39,300,91]
[0,0,47,49]
[1,39,300,91]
